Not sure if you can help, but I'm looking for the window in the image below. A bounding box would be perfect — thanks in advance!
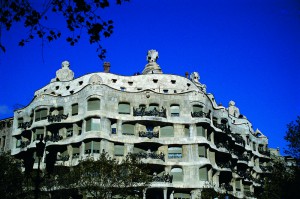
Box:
[72,103,78,116]
[196,125,205,137]
[253,142,256,151]
[198,145,207,158]
[171,80,176,84]
[193,105,203,113]
[199,167,208,181]
[122,124,134,135]
[86,118,101,131]
[111,123,117,134]
[160,126,174,137]
[168,146,182,159]
[87,98,100,111]
[72,146,80,158]
[171,167,183,181]
[163,89,168,93]
[118,103,130,114]
[235,180,241,191]
[35,128,44,141]
[35,108,48,121]
[170,104,180,117]
[173,193,189,199]
[114,144,124,157]
[85,141,100,154]
[149,103,159,111]
[120,87,126,91]
[18,117,23,128]
[184,126,189,137]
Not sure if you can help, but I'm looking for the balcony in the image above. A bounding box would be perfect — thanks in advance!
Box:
[19,140,31,148]
[260,165,272,172]
[216,141,230,151]
[139,131,159,139]
[191,110,211,118]
[133,107,166,118]
[135,151,165,161]
[57,154,69,162]
[152,172,173,183]
[217,161,232,169]
[232,134,244,145]
[47,114,68,123]
[45,134,63,142]
[18,121,32,129]
[258,149,270,156]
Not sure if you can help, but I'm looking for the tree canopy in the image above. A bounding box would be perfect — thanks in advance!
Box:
[0,0,129,59]
[284,116,300,164]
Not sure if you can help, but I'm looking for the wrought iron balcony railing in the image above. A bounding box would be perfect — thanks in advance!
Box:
[19,140,31,148]
[191,110,211,118]
[45,135,63,142]
[133,107,166,118]
[258,150,270,156]
[232,134,244,145]
[57,155,69,162]
[135,151,165,161]
[216,141,230,151]
[217,161,232,169]
[139,131,159,139]
[152,172,173,183]
[18,121,32,129]
[47,114,68,123]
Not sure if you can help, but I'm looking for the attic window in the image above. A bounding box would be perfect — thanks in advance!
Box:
[66,86,70,90]
[153,79,158,83]
[56,86,59,90]
[137,88,142,91]
[187,83,191,87]
[70,91,74,94]
[171,80,176,84]
[163,89,168,93]
[174,90,177,93]
[78,81,83,86]
[112,79,117,83]
[120,87,126,91]
[128,81,133,86]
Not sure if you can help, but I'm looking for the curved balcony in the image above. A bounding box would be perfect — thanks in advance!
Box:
[133,107,166,118]
[139,131,159,139]
[47,114,69,123]
[152,172,173,183]
[135,151,165,161]
[191,110,211,118]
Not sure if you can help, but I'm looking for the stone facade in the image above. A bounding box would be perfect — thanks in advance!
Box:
[9,50,271,198]
[0,118,13,154]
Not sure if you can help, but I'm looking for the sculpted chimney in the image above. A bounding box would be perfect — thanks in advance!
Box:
[103,62,110,73]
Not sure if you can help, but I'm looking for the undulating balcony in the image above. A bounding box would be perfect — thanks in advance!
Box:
[135,151,165,161]
[45,134,63,142]
[191,110,211,118]
[232,134,244,145]
[152,172,173,183]
[19,140,31,148]
[18,121,32,129]
[139,131,159,139]
[47,114,68,123]
[133,107,166,118]
[258,149,270,156]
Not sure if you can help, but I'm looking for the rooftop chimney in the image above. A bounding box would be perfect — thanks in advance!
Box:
[103,62,110,73]
[185,72,189,78]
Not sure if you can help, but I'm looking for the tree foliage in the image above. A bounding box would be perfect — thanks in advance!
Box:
[0,0,129,59]
[284,116,300,164]
[0,152,23,199]
[257,155,300,199]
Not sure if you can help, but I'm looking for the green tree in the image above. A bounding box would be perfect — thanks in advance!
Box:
[0,152,24,199]
[49,152,151,199]
[0,0,129,59]
[284,116,300,164]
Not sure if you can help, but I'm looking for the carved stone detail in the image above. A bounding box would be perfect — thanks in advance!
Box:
[142,49,163,74]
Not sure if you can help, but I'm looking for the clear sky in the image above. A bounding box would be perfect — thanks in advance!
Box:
[0,0,299,154]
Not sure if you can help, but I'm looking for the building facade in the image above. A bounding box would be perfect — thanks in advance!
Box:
[9,50,271,198]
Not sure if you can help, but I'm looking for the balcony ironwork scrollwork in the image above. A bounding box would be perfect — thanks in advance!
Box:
[18,121,32,129]
[232,134,244,145]
[133,107,166,118]
[57,154,69,162]
[152,172,173,183]
[191,110,211,118]
[135,151,165,161]
[47,114,68,123]
[45,134,63,142]
[139,131,159,139]
[20,140,31,148]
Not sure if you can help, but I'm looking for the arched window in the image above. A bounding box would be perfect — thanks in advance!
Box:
[171,167,183,181]
[118,102,130,114]
[87,98,100,111]
[192,105,203,113]
[160,126,174,137]
[199,166,208,181]
[170,104,180,117]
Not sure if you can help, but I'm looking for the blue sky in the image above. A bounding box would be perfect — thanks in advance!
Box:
[0,0,299,154]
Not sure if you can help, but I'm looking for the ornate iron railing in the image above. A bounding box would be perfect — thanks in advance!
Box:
[18,121,32,129]
[20,140,31,148]
[232,134,244,145]
[191,110,211,118]
[133,107,166,118]
[45,135,63,142]
[57,155,69,162]
[152,172,173,183]
[217,161,232,169]
[139,131,159,139]
[216,141,230,151]
[47,114,68,123]
[135,151,165,161]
